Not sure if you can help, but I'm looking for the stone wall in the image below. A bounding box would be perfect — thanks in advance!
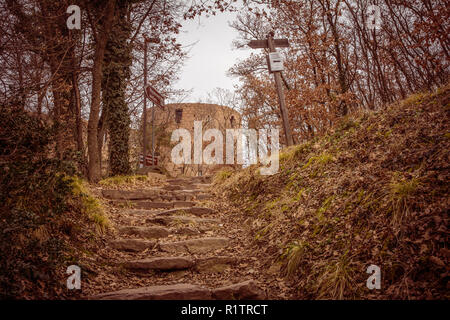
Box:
[144,103,242,177]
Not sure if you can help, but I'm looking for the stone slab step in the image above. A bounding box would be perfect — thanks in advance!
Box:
[212,280,266,300]
[159,237,229,254]
[118,226,169,239]
[102,189,159,200]
[112,201,196,210]
[155,207,214,216]
[123,256,236,273]
[196,194,212,200]
[91,280,264,300]
[102,189,206,201]
[166,179,188,184]
[195,183,212,189]
[123,257,195,271]
[92,283,211,300]
[190,176,212,184]
[162,185,183,191]
[174,226,202,235]
[195,256,237,273]
[146,215,220,226]
[109,239,155,252]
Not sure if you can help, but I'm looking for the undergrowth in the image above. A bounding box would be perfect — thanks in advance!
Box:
[213,84,450,299]
[0,107,107,299]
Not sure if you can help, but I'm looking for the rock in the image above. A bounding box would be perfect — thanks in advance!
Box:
[147,215,219,226]
[109,239,155,252]
[92,284,212,300]
[124,257,195,271]
[161,194,178,201]
[166,179,187,185]
[194,183,211,190]
[212,280,266,300]
[173,201,195,208]
[181,184,198,190]
[195,256,237,273]
[197,194,212,200]
[116,201,174,210]
[175,226,201,235]
[155,207,215,216]
[102,189,159,200]
[159,237,229,254]
[121,209,160,215]
[119,226,169,239]
[188,207,214,215]
[162,185,182,191]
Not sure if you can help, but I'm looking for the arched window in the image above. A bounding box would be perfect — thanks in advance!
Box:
[230,115,235,127]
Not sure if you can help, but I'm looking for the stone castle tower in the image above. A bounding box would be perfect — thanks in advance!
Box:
[144,103,242,177]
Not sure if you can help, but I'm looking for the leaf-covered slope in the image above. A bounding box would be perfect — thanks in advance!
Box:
[213,85,449,299]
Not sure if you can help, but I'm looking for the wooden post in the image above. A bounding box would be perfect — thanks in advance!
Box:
[151,101,155,166]
[142,37,160,167]
[142,39,148,167]
[267,34,294,146]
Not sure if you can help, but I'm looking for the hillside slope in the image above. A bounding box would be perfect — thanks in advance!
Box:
[213,85,449,299]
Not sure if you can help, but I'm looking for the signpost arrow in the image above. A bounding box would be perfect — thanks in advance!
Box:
[142,36,160,168]
[143,84,164,168]
[248,39,289,49]
[145,85,164,108]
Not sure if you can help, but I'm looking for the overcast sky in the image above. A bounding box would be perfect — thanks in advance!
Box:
[171,10,251,103]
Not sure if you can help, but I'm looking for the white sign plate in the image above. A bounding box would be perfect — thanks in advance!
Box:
[268,52,284,72]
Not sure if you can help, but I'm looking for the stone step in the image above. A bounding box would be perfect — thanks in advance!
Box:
[146,215,220,226]
[212,280,266,300]
[190,176,212,184]
[118,226,169,239]
[109,239,155,252]
[92,283,211,300]
[155,207,215,216]
[166,179,188,184]
[123,256,236,273]
[123,257,195,271]
[195,183,212,189]
[91,280,264,300]
[102,189,207,201]
[161,185,183,191]
[112,200,196,210]
[159,237,229,254]
[194,256,237,273]
[102,189,159,200]
[162,183,211,191]
[173,226,203,235]
[196,194,212,201]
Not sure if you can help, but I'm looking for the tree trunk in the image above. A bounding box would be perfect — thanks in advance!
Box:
[87,0,116,182]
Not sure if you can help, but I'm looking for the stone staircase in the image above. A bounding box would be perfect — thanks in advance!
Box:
[91,176,265,300]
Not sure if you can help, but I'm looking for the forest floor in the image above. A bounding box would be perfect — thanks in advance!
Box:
[76,85,448,300]
[79,174,288,299]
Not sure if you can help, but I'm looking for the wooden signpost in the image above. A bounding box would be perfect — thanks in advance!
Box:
[249,33,294,146]
[142,36,160,167]
[143,84,164,167]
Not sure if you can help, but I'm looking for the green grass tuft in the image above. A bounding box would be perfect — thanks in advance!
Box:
[213,168,233,183]
[68,176,110,232]
[99,175,148,186]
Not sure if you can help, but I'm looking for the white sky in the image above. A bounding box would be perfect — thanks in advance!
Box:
[171,10,251,103]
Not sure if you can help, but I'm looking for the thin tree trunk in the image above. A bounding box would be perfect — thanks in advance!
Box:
[87,0,115,182]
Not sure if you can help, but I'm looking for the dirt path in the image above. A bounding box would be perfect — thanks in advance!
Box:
[81,175,293,300]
